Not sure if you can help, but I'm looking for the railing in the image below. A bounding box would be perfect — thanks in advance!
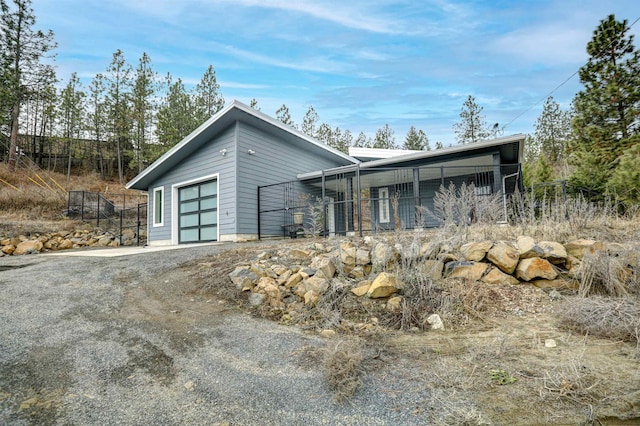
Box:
[67,191,148,246]
[258,164,522,239]
[119,203,148,246]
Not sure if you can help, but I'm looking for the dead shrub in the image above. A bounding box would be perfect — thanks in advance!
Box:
[576,248,639,297]
[324,339,364,403]
[540,354,602,406]
[557,296,640,344]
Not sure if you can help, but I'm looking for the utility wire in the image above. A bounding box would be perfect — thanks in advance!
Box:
[502,15,640,130]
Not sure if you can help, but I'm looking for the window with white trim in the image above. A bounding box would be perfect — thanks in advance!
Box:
[153,186,164,227]
[379,187,390,223]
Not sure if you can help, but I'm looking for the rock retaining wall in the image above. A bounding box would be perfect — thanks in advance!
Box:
[228,236,637,318]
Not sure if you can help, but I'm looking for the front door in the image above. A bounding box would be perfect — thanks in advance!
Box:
[178,179,218,243]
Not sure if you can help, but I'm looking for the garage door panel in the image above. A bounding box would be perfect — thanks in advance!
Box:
[178,179,218,243]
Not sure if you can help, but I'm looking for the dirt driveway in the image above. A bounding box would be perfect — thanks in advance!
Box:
[0,243,434,425]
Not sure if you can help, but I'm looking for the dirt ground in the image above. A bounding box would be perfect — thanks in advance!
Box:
[1,239,639,425]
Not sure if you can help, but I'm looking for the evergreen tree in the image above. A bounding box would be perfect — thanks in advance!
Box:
[193,65,224,123]
[58,72,84,179]
[105,49,132,184]
[534,96,572,163]
[403,125,429,150]
[301,105,318,137]
[452,95,490,144]
[0,0,56,171]
[131,52,157,172]
[373,124,397,149]
[434,141,444,150]
[275,104,295,128]
[569,14,640,198]
[155,74,196,160]
[87,74,107,178]
[249,98,260,110]
[353,131,371,148]
[608,144,640,204]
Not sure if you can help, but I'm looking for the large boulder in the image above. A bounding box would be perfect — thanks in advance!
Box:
[294,276,329,298]
[460,241,493,262]
[482,266,520,285]
[516,236,544,259]
[340,242,356,266]
[1,244,16,255]
[351,281,371,297]
[367,272,402,298]
[486,241,520,274]
[310,256,336,279]
[229,267,259,291]
[371,242,397,270]
[355,248,371,266]
[515,258,558,281]
[13,240,43,255]
[445,261,489,281]
[538,241,567,264]
[563,239,597,260]
[285,272,304,288]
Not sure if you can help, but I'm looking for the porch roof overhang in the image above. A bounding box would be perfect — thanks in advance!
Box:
[297,133,525,181]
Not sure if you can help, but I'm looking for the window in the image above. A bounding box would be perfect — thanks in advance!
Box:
[379,187,390,223]
[153,186,164,226]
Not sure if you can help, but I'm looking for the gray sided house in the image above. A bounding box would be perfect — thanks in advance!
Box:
[127,100,525,245]
[126,100,357,244]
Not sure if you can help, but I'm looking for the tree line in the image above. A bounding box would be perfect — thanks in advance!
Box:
[1,1,639,204]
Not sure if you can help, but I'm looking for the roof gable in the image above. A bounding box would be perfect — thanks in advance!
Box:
[126,100,358,190]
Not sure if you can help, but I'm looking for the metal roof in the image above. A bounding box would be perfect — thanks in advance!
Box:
[297,133,525,181]
[126,100,359,190]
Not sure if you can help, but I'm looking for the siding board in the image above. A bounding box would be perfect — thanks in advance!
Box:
[147,125,236,242]
[236,122,348,235]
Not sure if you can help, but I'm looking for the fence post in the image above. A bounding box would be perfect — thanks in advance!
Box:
[257,186,262,240]
[119,209,124,246]
[137,203,142,246]
[97,195,101,228]
[356,164,362,237]
[81,191,85,221]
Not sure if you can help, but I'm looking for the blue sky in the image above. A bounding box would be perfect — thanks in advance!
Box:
[34,0,639,147]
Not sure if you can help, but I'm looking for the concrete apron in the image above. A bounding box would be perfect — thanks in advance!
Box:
[43,242,224,258]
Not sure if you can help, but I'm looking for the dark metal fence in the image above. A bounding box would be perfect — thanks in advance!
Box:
[258,164,522,239]
[67,191,148,246]
[119,203,148,246]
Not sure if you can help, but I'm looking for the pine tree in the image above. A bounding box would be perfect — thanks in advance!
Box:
[534,96,572,163]
[105,49,132,184]
[88,74,107,178]
[608,144,640,204]
[155,74,196,160]
[301,105,318,137]
[453,95,490,144]
[58,72,84,179]
[275,104,295,128]
[569,14,640,198]
[193,65,224,123]
[373,124,397,149]
[249,98,260,110]
[353,131,371,148]
[0,0,57,171]
[131,52,157,172]
[403,125,429,150]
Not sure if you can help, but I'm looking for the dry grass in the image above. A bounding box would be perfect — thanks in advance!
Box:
[575,247,640,297]
[557,296,640,344]
[323,338,364,403]
[0,163,142,221]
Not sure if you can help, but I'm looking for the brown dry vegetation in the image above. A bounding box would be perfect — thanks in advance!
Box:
[0,163,143,235]
[3,171,640,424]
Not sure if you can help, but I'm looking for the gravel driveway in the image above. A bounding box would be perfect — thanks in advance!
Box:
[0,244,433,425]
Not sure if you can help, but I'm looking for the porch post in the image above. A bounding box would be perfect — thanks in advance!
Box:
[356,164,362,237]
[413,168,420,228]
[321,170,326,237]
[346,176,354,234]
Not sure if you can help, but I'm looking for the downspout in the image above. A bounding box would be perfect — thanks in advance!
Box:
[501,171,520,224]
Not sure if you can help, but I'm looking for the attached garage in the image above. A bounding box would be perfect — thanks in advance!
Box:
[177,179,218,243]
